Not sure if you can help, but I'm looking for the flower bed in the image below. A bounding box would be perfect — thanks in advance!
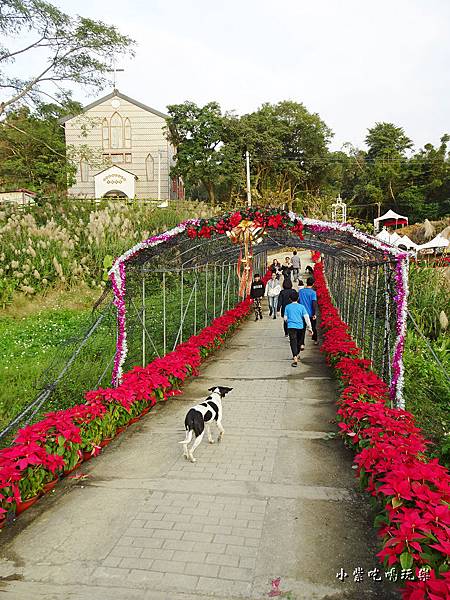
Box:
[0,297,253,525]
[313,259,450,599]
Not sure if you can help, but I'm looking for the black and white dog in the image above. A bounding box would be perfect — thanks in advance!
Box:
[179,386,233,462]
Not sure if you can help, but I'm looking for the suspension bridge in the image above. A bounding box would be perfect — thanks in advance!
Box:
[0,210,408,599]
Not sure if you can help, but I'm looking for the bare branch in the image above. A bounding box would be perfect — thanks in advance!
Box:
[0,36,46,62]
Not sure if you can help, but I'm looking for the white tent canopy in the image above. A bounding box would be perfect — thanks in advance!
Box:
[374,209,408,232]
[375,228,392,243]
[417,235,449,252]
[375,229,420,252]
[396,235,418,250]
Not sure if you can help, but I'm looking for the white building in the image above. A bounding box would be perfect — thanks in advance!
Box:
[0,188,36,205]
[61,89,183,200]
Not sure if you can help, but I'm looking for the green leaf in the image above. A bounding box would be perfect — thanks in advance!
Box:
[392,497,403,508]
[103,255,113,269]
[400,552,413,570]
[374,514,388,528]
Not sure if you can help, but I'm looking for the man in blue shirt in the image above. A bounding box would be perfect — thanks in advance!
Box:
[284,290,313,367]
[298,277,318,346]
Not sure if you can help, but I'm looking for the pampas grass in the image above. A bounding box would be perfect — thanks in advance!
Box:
[0,199,218,305]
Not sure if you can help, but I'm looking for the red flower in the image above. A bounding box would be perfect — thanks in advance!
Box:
[267,214,284,229]
[198,225,212,238]
[229,212,242,227]
[291,221,304,239]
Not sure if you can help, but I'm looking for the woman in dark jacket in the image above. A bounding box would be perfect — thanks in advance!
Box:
[270,258,282,279]
[281,256,293,281]
[277,278,293,336]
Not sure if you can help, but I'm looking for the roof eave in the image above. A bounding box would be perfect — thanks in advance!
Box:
[59,89,169,124]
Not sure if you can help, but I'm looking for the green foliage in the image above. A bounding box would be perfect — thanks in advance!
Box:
[0,0,135,113]
[166,100,332,211]
[0,101,80,193]
[166,101,450,222]
[404,264,450,468]
[0,308,89,429]
[403,332,450,467]
[408,264,450,339]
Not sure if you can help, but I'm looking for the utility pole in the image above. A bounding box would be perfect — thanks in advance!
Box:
[245,150,251,208]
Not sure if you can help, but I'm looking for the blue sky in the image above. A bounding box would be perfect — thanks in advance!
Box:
[4,0,450,151]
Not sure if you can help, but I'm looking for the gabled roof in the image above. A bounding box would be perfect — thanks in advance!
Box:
[374,209,408,223]
[60,89,168,123]
[94,165,138,179]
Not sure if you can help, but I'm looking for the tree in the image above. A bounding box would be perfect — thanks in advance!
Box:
[398,135,450,220]
[0,0,134,115]
[230,101,333,210]
[359,122,413,210]
[0,99,81,192]
[165,101,237,205]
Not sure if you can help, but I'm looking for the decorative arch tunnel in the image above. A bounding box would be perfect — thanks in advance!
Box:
[108,208,409,407]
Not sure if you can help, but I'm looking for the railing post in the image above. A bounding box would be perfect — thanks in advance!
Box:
[227,264,231,310]
[194,268,198,335]
[370,266,379,365]
[142,276,146,367]
[221,263,224,315]
[213,265,217,318]
[180,267,184,343]
[162,271,167,355]
[205,264,209,327]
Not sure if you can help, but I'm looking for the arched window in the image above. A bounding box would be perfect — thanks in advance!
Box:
[110,112,123,148]
[124,118,131,148]
[80,160,89,182]
[145,154,154,181]
[102,118,109,148]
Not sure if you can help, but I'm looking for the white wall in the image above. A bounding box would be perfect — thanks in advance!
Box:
[65,94,172,199]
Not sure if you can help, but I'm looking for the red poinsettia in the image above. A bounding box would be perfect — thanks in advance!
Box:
[229,211,243,227]
[312,257,450,599]
[267,213,284,229]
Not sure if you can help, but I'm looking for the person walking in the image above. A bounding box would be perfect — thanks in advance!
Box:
[284,290,313,367]
[299,276,319,345]
[265,272,281,319]
[281,256,293,282]
[291,250,301,282]
[270,258,282,280]
[250,273,265,321]
[277,278,294,336]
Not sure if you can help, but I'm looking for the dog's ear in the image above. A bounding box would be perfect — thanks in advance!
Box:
[219,386,233,395]
[208,387,218,393]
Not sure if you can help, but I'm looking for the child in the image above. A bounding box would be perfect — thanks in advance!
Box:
[250,273,265,321]
[284,290,313,366]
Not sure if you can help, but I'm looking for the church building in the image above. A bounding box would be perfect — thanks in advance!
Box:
[61,89,183,200]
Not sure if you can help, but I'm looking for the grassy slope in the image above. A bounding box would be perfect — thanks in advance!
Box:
[0,287,98,429]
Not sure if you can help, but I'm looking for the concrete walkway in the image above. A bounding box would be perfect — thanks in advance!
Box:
[0,308,398,599]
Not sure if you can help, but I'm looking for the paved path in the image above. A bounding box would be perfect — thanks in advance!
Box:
[0,306,398,599]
